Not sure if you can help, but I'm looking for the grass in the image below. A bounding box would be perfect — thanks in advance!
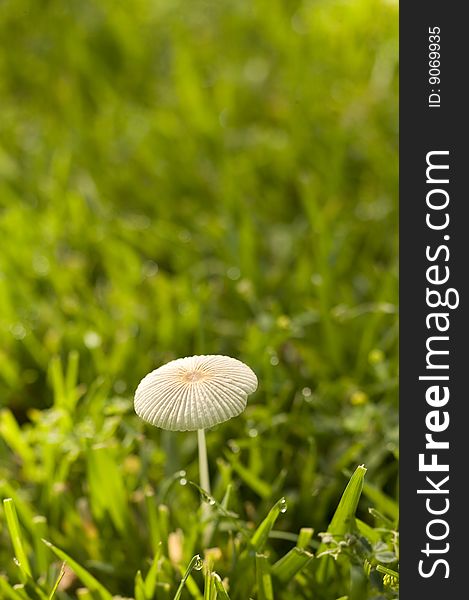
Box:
[0,0,398,598]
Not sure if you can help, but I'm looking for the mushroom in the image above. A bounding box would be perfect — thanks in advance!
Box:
[134,355,258,496]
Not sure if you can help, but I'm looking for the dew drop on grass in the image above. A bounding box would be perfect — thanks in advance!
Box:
[113,379,127,394]
[228,439,240,454]
[84,330,102,349]
[178,470,187,485]
[227,266,241,280]
[200,489,217,506]
[10,323,27,340]
[279,497,288,513]
[193,555,204,571]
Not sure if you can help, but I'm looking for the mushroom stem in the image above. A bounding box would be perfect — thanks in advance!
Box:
[197,428,211,495]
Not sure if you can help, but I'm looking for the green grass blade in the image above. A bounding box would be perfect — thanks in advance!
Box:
[375,565,399,578]
[368,507,395,529]
[11,563,48,600]
[86,444,128,532]
[42,539,113,600]
[65,350,80,409]
[228,496,288,595]
[320,465,367,545]
[144,487,161,555]
[296,527,314,550]
[356,518,381,544]
[220,483,232,510]
[144,545,162,598]
[271,547,314,583]
[158,505,170,556]
[255,553,274,600]
[183,575,204,600]
[32,516,49,578]
[173,555,203,600]
[49,356,66,408]
[0,576,27,600]
[187,480,236,519]
[13,586,31,600]
[0,483,36,535]
[213,574,231,600]
[250,497,287,552]
[362,482,398,522]
[48,562,66,600]
[226,454,271,499]
[3,499,32,578]
[203,569,216,600]
[316,465,367,583]
[134,570,146,600]
[0,410,35,467]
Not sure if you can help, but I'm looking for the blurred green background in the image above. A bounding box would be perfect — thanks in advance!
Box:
[0,0,398,598]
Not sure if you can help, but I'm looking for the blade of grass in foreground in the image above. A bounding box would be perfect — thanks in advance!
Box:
[230,496,288,597]
[356,518,381,544]
[213,574,231,600]
[32,516,49,579]
[362,481,398,523]
[3,499,32,578]
[319,466,367,546]
[181,574,203,600]
[42,539,113,600]
[297,527,314,549]
[134,570,146,600]
[250,497,288,552]
[48,563,66,600]
[271,547,314,583]
[0,576,27,600]
[203,569,216,600]
[173,555,203,600]
[0,410,36,467]
[10,557,48,600]
[316,465,367,582]
[270,526,315,583]
[0,483,36,537]
[255,553,274,600]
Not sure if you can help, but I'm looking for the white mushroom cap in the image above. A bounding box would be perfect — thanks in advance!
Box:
[134,355,258,432]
